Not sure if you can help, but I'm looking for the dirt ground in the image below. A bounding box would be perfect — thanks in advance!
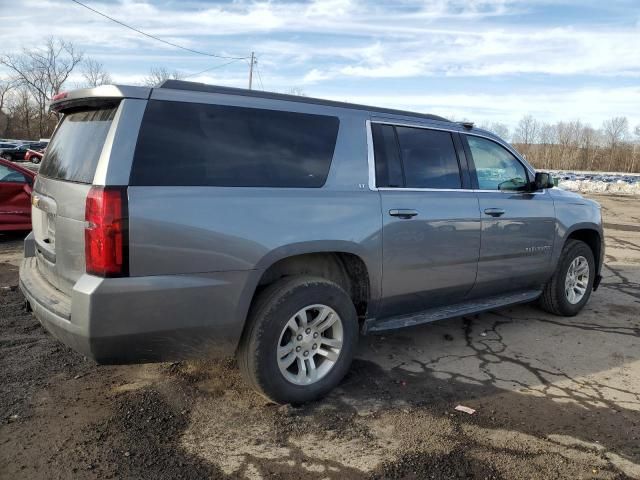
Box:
[1,193,639,480]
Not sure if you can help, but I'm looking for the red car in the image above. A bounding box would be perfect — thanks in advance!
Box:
[0,157,35,231]
[24,149,44,164]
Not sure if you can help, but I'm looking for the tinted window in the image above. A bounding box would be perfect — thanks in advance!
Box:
[372,123,403,187]
[39,106,117,183]
[395,127,461,189]
[0,164,26,183]
[131,101,339,187]
[467,136,528,191]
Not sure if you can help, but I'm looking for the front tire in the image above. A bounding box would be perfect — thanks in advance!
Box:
[237,276,358,404]
[539,239,595,316]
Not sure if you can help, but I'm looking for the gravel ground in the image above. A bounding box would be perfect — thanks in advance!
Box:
[0,194,639,480]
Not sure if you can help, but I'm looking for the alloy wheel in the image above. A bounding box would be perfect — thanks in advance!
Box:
[565,255,589,304]
[276,304,344,385]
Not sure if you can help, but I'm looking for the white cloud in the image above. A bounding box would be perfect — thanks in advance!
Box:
[1,0,638,127]
[325,86,640,128]
[302,68,333,84]
[3,0,638,82]
[297,26,640,81]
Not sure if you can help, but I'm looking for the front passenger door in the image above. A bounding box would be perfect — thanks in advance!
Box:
[463,135,555,297]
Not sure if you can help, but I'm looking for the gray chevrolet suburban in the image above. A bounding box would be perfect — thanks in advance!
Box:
[19,80,604,403]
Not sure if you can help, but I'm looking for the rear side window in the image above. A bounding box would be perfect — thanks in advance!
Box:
[39,106,118,183]
[394,127,462,189]
[130,101,340,187]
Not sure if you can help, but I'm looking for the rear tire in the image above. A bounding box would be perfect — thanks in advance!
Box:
[539,239,595,316]
[237,275,358,404]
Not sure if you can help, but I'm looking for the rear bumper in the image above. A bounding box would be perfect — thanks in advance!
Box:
[19,254,255,364]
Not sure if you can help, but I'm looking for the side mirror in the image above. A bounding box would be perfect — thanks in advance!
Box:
[533,172,554,190]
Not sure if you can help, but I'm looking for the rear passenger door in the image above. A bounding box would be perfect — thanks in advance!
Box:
[371,121,481,318]
[462,134,556,297]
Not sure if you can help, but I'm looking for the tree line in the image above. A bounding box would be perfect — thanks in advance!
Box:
[505,115,639,173]
[2,38,639,173]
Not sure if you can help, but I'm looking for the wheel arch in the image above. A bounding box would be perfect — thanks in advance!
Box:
[250,242,377,323]
[563,225,603,276]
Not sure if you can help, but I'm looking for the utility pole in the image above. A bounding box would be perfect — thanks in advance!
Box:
[248,51,255,90]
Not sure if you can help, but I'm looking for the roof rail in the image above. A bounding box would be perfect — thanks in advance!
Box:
[157,80,451,123]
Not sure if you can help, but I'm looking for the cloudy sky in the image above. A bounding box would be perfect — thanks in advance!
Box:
[1,0,639,129]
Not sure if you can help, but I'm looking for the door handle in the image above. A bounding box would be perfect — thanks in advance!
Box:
[389,209,418,219]
[484,208,505,217]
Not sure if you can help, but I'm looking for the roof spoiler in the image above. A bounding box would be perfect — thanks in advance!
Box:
[49,85,151,112]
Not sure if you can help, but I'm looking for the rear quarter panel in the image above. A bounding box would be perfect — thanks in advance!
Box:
[127,106,383,318]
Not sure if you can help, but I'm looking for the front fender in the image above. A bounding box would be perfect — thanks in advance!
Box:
[552,198,604,276]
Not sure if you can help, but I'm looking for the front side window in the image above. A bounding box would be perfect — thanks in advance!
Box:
[467,136,528,191]
[395,127,461,189]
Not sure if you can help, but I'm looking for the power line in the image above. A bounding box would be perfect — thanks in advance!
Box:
[256,64,265,91]
[181,58,243,79]
[69,0,249,60]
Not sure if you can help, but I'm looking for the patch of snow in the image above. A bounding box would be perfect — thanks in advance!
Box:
[549,170,640,195]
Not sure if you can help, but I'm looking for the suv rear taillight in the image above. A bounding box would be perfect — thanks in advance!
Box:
[85,186,129,277]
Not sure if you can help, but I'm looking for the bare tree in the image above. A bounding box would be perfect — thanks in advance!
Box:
[1,37,83,136]
[580,125,600,171]
[554,120,582,168]
[0,78,14,135]
[512,115,540,161]
[537,123,556,169]
[513,115,540,146]
[5,88,37,139]
[602,117,629,169]
[602,117,629,146]
[488,122,509,141]
[0,78,15,112]
[142,67,184,87]
[81,58,112,88]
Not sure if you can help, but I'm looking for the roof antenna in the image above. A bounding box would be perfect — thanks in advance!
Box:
[461,121,474,129]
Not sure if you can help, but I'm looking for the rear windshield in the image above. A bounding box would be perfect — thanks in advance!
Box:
[39,106,117,183]
[130,100,339,187]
